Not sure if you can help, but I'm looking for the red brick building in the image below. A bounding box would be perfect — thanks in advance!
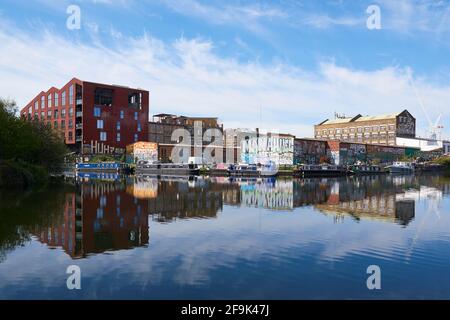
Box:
[20,78,149,155]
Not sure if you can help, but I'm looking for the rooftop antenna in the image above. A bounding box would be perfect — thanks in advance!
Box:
[407,69,444,140]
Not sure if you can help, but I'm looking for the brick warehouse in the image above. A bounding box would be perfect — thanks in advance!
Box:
[20,78,149,155]
[314,110,416,146]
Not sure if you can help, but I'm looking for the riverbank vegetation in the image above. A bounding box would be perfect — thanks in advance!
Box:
[0,98,68,188]
[434,156,450,175]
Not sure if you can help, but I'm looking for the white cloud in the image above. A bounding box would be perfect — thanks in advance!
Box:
[0,23,449,139]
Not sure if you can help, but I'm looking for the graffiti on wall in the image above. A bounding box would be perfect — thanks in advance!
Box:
[127,142,158,164]
[241,135,294,165]
[294,140,328,164]
[84,141,125,155]
[397,113,415,137]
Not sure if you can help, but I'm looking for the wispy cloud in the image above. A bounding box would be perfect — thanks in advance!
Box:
[0,21,449,139]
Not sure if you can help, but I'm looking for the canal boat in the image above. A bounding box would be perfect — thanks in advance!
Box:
[385,162,415,174]
[76,162,124,173]
[295,164,347,177]
[228,164,260,177]
[259,162,278,177]
[209,163,231,176]
[136,162,200,176]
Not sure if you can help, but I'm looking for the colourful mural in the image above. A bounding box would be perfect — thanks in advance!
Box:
[241,135,294,165]
[294,139,328,164]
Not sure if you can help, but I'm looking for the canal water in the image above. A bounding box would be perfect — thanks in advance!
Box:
[0,174,449,299]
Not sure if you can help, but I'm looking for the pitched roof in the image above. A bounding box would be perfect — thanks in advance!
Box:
[318,112,403,126]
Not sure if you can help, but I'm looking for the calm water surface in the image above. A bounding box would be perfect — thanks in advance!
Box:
[1,174,450,299]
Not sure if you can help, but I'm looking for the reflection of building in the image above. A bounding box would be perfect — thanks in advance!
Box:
[34,182,149,258]
[239,178,294,210]
[147,178,225,222]
[20,78,149,154]
[315,110,416,145]
[314,179,416,225]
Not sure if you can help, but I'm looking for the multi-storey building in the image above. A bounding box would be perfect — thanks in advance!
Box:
[148,114,226,162]
[314,110,416,146]
[20,78,149,155]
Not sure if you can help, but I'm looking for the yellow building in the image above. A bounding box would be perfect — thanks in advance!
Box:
[314,110,416,146]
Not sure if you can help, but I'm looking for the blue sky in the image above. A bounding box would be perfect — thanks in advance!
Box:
[1,0,450,138]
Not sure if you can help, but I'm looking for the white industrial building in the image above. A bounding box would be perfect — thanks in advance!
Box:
[396,137,450,153]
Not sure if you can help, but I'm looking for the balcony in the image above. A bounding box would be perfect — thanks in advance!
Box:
[76,135,82,142]
[76,98,82,106]
[76,123,83,129]
[76,111,83,118]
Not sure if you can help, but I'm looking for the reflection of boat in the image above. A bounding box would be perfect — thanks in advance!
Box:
[348,164,384,175]
[76,172,121,181]
[229,164,260,177]
[295,164,347,177]
[136,162,200,176]
[76,162,124,172]
[386,162,415,174]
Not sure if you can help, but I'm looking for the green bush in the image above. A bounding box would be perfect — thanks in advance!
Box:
[0,98,68,189]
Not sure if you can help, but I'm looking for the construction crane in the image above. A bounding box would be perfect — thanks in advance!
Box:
[407,70,444,140]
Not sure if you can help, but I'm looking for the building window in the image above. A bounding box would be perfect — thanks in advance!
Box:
[47,110,52,120]
[94,107,101,117]
[365,127,371,132]
[54,121,58,129]
[100,132,107,141]
[54,110,59,119]
[61,120,65,129]
[68,131,73,141]
[69,107,73,117]
[380,126,386,131]
[97,119,104,129]
[69,85,74,105]
[61,109,66,118]
[68,119,73,129]
[128,92,142,109]
[137,122,141,132]
[120,110,124,119]
[388,125,395,131]
[40,96,45,109]
[40,111,45,119]
[116,121,121,130]
[48,94,52,108]
[357,127,363,133]
[134,134,138,142]
[34,101,38,110]
[134,111,138,120]
[94,88,113,106]
[116,133,121,142]
[62,91,66,107]
[55,93,59,107]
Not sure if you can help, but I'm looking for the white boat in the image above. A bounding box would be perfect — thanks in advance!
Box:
[386,162,415,174]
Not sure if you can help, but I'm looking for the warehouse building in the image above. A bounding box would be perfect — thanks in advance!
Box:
[315,110,416,146]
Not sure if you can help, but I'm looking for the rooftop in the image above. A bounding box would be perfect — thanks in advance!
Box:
[317,110,411,126]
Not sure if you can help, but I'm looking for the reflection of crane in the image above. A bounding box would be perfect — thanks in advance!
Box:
[407,70,444,140]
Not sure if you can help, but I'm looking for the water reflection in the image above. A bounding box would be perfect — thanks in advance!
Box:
[2,174,446,260]
[1,174,450,299]
[32,181,149,259]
